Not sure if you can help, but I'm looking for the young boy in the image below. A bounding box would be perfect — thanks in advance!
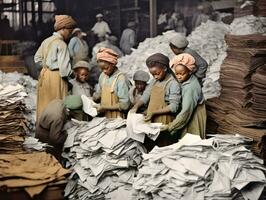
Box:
[93,47,130,119]
[162,53,206,139]
[70,60,92,97]
[129,70,150,105]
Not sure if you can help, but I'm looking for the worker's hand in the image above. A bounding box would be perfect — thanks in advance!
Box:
[129,108,137,113]
[160,125,169,132]
[144,113,154,122]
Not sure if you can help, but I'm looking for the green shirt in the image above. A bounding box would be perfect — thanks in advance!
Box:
[168,75,204,133]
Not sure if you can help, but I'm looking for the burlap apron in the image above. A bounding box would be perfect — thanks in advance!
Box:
[36,38,68,120]
[180,102,207,139]
[147,76,175,124]
[145,76,175,148]
[100,73,125,119]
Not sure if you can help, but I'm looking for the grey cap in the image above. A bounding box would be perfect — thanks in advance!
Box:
[133,70,150,82]
[73,61,91,71]
[96,13,103,18]
[169,34,189,49]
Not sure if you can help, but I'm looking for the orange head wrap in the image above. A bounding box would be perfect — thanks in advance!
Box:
[96,47,118,65]
[54,15,76,31]
[170,53,196,72]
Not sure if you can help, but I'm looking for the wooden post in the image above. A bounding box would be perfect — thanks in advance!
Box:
[31,0,35,26]
[149,0,157,37]
[24,0,28,26]
[37,0,42,24]
[19,0,23,28]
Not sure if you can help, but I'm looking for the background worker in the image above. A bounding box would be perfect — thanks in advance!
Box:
[68,28,89,65]
[93,47,130,119]
[91,13,111,41]
[34,15,76,120]
[169,34,208,85]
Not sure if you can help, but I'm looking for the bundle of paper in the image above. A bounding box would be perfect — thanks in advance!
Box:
[132,134,266,200]
[0,152,69,197]
[63,117,146,200]
[0,71,37,133]
[206,34,266,159]
[0,84,29,136]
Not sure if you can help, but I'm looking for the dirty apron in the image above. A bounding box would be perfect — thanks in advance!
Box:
[180,102,207,139]
[36,38,68,120]
[101,73,125,119]
[146,76,175,148]
[147,76,175,124]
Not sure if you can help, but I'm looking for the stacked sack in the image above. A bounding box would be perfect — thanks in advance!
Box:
[207,34,266,159]
[63,117,145,200]
[132,134,266,200]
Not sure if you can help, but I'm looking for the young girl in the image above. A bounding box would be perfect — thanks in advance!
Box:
[132,53,181,149]
[70,60,92,97]
[162,53,206,139]
[93,48,130,119]
[132,53,181,124]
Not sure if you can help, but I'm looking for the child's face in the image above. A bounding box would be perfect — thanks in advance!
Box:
[76,68,89,83]
[149,65,167,81]
[174,64,191,83]
[98,61,115,76]
[135,80,146,93]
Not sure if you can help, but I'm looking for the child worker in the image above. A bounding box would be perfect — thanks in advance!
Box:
[93,47,130,119]
[161,53,206,139]
[129,70,150,106]
[131,53,181,148]
[70,60,92,97]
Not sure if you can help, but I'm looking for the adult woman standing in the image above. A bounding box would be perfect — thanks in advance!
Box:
[34,15,76,120]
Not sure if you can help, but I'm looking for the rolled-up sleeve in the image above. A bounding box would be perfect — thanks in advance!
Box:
[57,42,72,77]
[166,80,181,113]
[115,76,130,110]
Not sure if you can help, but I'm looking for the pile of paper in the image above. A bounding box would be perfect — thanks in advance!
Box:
[0,71,37,133]
[0,84,29,136]
[188,21,230,99]
[207,34,266,159]
[132,134,266,200]
[0,152,69,197]
[63,117,145,200]
[230,15,266,35]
